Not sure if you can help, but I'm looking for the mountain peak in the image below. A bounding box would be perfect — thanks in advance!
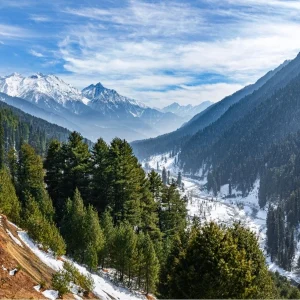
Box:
[0,73,90,106]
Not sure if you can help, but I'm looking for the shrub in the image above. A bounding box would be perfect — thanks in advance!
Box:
[51,270,70,296]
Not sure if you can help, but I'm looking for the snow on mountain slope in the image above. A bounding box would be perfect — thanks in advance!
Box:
[17,230,147,300]
[82,83,147,118]
[0,73,187,141]
[142,153,300,284]
[82,82,185,132]
[0,73,90,107]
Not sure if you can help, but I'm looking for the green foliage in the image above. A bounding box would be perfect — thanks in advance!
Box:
[141,233,160,294]
[61,189,105,269]
[0,168,21,222]
[271,271,300,299]
[23,192,66,256]
[18,143,45,202]
[163,222,276,299]
[100,209,116,268]
[159,183,187,238]
[63,261,94,292]
[112,222,137,282]
[51,270,70,296]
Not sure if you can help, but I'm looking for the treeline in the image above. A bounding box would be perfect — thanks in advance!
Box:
[0,105,299,297]
[259,132,300,270]
[180,73,300,196]
[0,102,73,156]
[0,129,188,294]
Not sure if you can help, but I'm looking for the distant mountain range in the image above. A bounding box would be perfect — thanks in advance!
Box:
[0,73,206,142]
[131,58,291,159]
[161,101,213,119]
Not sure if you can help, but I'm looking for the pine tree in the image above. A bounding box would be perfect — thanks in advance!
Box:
[142,233,160,294]
[60,132,91,203]
[100,209,115,268]
[23,192,65,256]
[7,147,17,187]
[159,184,187,237]
[112,222,137,282]
[90,138,109,213]
[83,205,105,269]
[18,143,45,202]
[61,189,87,260]
[107,138,142,226]
[167,222,276,299]
[162,167,167,185]
[0,168,21,222]
[177,172,182,186]
[44,140,65,216]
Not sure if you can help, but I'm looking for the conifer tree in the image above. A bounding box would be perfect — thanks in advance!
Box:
[61,189,87,259]
[23,192,66,256]
[159,183,187,237]
[162,167,167,185]
[0,168,21,222]
[112,222,137,282]
[107,138,142,226]
[142,233,160,294]
[44,139,64,215]
[7,147,17,187]
[100,209,115,268]
[18,143,45,202]
[90,138,109,213]
[166,222,276,299]
[61,132,91,202]
[83,205,105,269]
[177,172,182,186]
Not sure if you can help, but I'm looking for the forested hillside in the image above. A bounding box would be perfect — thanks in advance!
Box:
[0,101,73,156]
[131,58,289,160]
[0,108,295,297]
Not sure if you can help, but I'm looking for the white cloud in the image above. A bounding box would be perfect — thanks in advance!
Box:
[56,0,300,107]
[29,49,44,57]
[0,24,32,39]
[30,15,51,22]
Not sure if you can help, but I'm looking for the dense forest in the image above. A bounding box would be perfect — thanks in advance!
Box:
[1,104,300,297]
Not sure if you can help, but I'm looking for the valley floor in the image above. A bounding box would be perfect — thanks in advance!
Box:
[143,153,300,284]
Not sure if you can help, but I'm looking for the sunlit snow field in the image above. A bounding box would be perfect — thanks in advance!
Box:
[143,153,300,283]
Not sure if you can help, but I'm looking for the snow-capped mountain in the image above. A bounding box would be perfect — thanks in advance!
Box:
[82,83,146,119]
[0,73,186,142]
[162,101,213,118]
[0,73,90,114]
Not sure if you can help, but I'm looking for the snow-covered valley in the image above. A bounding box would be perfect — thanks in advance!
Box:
[142,153,300,284]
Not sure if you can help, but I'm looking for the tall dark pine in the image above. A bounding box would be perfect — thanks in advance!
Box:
[162,167,167,185]
[90,138,109,213]
[177,172,182,186]
[61,132,91,202]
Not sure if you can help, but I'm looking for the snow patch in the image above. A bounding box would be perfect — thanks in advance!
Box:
[17,231,146,300]
[9,268,18,276]
[33,285,41,292]
[6,229,23,247]
[42,289,59,300]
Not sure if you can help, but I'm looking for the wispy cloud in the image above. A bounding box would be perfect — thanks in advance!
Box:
[1,0,300,107]
[30,15,51,22]
[0,24,33,39]
[29,49,44,57]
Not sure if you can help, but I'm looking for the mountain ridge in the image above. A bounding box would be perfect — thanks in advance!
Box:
[0,73,189,142]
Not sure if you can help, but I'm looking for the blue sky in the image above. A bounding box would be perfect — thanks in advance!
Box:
[1,0,300,107]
